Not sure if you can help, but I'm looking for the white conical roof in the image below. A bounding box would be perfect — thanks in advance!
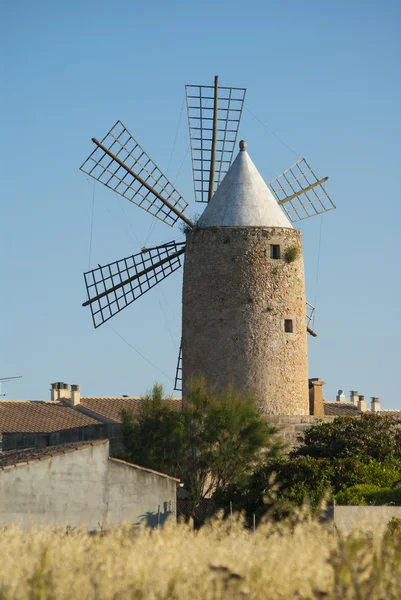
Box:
[197,141,293,229]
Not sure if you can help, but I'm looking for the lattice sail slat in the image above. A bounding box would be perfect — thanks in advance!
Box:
[174,342,182,392]
[83,241,185,328]
[80,121,189,227]
[186,84,246,203]
[269,158,336,223]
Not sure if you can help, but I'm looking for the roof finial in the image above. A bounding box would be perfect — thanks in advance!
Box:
[239,140,247,152]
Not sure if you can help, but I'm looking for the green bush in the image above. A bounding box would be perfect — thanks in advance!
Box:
[356,459,401,488]
[336,484,401,506]
[284,246,298,263]
[294,413,401,462]
[336,484,384,505]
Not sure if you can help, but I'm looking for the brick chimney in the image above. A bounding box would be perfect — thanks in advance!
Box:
[358,395,366,412]
[350,390,359,406]
[309,378,326,417]
[371,396,381,413]
[70,384,81,406]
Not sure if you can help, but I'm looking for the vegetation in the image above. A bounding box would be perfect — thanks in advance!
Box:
[220,413,401,519]
[336,484,401,506]
[121,381,281,510]
[123,391,401,520]
[284,246,298,263]
[4,517,401,598]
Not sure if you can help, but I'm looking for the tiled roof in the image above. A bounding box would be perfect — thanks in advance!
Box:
[323,402,362,416]
[0,440,107,469]
[80,396,182,423]
[0,401,102,439]
[377,410,401,418]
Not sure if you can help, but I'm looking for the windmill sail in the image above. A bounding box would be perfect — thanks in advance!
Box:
[83,241,185,328]
[306,301,317,337]
[80,121,190,228]
[186,80,246,203]
[269,158,335,223]
[174,342,182,392]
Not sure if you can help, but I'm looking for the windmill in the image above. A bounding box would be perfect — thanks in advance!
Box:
[80,76,335,416]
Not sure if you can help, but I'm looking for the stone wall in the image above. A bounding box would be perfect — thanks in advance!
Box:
[0,441,177,529]
[182,227,309,415]
[269,415,335,450]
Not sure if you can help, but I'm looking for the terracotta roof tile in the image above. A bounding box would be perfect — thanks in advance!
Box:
[0,440,108,469]
[323,402,362,416]
[80,396,182,423]
[377,410,401,418]
[0,401,101,439]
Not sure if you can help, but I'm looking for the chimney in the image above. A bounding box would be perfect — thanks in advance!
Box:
[309,378,326,417]
[371,396,381,413]
[336,389,346,403]
[350,390,359,406]
[358,395,366,412]
[70,384,81,406]
[50,382,70,401]
[50,383,58,401]
[58,383,70,401]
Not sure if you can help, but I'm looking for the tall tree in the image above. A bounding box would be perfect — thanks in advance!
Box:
[120,380,281,508]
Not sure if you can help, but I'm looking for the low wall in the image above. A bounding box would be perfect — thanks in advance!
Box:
[334,505,401,533]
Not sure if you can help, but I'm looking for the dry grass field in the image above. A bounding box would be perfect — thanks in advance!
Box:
[1,513,401,599]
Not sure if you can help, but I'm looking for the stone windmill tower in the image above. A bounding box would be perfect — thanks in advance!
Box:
[79,76,335,417]
[182,140,310,415]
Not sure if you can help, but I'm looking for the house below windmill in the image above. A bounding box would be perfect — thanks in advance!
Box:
[0,381,387,454]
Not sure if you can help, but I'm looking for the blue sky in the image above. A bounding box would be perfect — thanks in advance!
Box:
[1,0,400,407]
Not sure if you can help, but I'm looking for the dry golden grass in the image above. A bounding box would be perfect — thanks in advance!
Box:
[1,513,401,599]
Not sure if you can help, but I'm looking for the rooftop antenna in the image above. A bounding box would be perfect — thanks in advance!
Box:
[0,376,22,398]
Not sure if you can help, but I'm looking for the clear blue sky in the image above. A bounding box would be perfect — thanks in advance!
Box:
[1,0,400,407]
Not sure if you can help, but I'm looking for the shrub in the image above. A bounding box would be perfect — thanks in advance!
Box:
[336,484,384,505]
[336,484,401,506]
[284,246,298,263]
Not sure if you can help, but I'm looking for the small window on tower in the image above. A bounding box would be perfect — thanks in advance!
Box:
[270,245,280,259]
[284,319,294,333]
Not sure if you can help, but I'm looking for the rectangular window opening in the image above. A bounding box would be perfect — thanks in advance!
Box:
[284,319,294,333]
[270,245,280,259]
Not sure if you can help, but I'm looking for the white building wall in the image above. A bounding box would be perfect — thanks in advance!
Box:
[107,458,177,527]
[0,442,177,528]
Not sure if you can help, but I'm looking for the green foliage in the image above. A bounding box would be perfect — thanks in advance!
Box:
[271,266,279,276]
[120,384,183,477]
[284,246,298,263]
[221,413,401,518]
[336,484,401,506]
[336,484,384,505]
[120,381,280,509]
[294,413,401,463]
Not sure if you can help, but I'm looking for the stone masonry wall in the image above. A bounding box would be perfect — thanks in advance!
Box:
[269,415,336,451]
[182,227,309,415]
